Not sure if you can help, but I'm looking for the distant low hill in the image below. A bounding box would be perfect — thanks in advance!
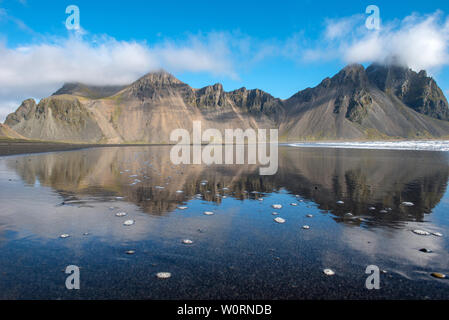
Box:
[4,63,449,143]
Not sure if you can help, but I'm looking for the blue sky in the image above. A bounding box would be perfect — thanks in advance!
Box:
[1,0,449,120]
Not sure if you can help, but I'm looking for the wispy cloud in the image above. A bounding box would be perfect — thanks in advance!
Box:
[306,11,449,73]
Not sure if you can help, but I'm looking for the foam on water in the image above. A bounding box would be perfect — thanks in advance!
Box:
[287,140,449,151]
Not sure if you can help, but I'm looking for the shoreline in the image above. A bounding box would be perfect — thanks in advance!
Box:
[2,138,449,157]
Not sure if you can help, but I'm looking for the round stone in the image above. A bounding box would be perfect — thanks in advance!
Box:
[431,272,446,279]
[274,217,286,224]
[115,212,127,217]
[156,272,172,279]
[323,269,335,276]
[123,219,135,226]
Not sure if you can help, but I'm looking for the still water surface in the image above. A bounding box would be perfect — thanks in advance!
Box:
[0,146,448,299]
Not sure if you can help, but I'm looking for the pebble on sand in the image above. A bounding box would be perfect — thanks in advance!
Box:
[60,234,70,238]
[156,272,172,279]
[401,202,414,206]
[274,217,286,224]
[431,272,446,279]
[302,225,310,230]
[204,211,214,215]
[123,220,135,226]
[272,204,283,209]
[412,229,430,236]
[115,212,127,217]
[323,269,335,276]
[182,239,193,245]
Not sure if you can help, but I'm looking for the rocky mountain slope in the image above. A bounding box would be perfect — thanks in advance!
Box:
[4,63,449,143]
[0,123,26,139]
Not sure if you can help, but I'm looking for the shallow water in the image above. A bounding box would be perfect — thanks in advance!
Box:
[0,145,448,299]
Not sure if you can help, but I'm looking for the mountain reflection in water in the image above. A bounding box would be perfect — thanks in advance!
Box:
[8,146,449,227]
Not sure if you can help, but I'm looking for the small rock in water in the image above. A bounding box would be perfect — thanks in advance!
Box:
[401,202,414,206]
[302,225,310,230]
[258,198,264,201]
[182,239,193,245]
[204,211,214,215]
[272,212,279,216]
[272,204,283,209]
[432,232,443,237]
[290,203,298,206]
[156,272,171,279]
[178,206,188,210]
[306,214,313,218]
[323,269,335,276]
[412,229,430,236]
[126,250,135,255]
[83,232,89,236]
[431,272,446,279]
[336,201,344,204]
[60,234,70,239]
[115,212,127,217]
[274,217,286,224]
[123,220,135,226]
[419,248,433,253]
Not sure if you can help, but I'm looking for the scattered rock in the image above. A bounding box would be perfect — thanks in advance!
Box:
[290,203,298,206]
[115,212,127,217]
[412,229,430,236]
[182,239,193,245]
[272,212,279,216]
[401,202,414,206]
[60,234,70,239]
[123,220,135,226]
[178,206,188,210]
[379,210,388,214]
[432,232,443,237]
[274,217,286,224]
[344,213,353,217]
[306,214,313,218]
[336,201,344,204]
[176,190,184,193]
[272,204,283,209]
[323,269,335,276]
[204,211,214,215]
[368,207,376,210]
[126,250,135,255]
[302,225,310,230]
[431,272,446,279]
[156,272,171,279]
[419,248,432,253]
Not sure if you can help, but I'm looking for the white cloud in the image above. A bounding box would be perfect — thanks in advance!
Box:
[308,11,449,73]
[0,31,239,121]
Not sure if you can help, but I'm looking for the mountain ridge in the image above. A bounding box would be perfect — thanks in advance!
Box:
[4,63,449,143]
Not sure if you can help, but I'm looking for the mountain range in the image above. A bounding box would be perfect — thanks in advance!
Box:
[3,63,449,143]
